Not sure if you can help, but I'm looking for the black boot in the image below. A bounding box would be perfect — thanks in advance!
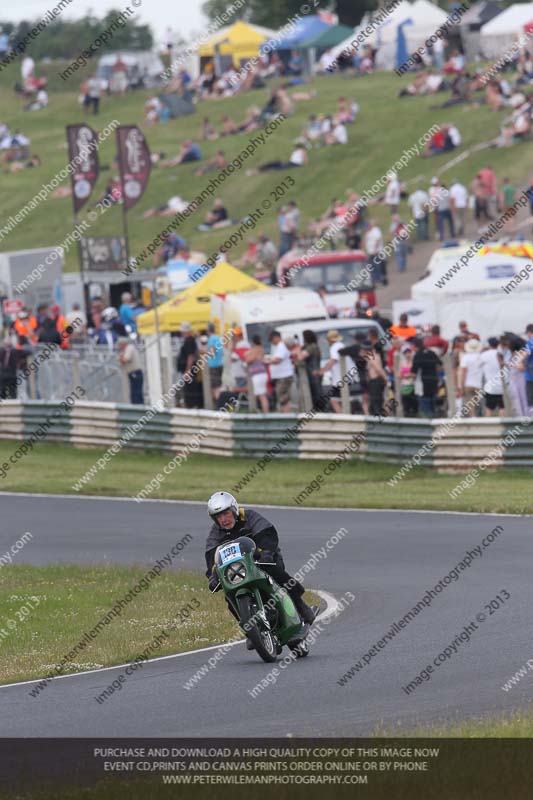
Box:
[293,597,319,625]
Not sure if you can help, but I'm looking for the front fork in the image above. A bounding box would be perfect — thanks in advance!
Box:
[234,588,271,631]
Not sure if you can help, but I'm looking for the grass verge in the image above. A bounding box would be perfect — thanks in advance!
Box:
[0,442,532,514]
[0,563,318,685]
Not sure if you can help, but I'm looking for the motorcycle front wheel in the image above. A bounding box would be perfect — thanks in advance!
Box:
[237,594,278,663]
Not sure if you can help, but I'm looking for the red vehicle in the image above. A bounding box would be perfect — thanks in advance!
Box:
[277,250,376,315]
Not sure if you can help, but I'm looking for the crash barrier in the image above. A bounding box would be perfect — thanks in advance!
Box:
[0,401,532,471]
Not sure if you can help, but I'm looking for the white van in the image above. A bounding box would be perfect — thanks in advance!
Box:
[211,288,328,345]
[276,317,388,387]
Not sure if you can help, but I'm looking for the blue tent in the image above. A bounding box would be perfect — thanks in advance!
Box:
[261,16,331,51]
[396,19,413,71]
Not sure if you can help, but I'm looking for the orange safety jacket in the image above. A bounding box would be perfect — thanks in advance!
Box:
[13,316,38,346]
[55,315,71,349]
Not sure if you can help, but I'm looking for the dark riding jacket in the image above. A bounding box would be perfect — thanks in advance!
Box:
[205,508,280,578]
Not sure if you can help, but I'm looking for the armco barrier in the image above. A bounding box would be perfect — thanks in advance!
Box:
[0,401,532,471]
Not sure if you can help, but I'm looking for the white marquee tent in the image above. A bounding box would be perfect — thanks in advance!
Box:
[330,0,449,70]
[411,251,533,340]
[480,2,533,58]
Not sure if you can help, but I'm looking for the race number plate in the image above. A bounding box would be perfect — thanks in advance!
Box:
[219,543,242,565]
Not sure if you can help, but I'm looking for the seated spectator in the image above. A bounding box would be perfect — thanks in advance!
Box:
[220,115,237,136]
[159,140,202,168]
[233,237,258,270]
[144,96,171,124]
[199,198,230,230]
[153,231,187,265]
[8,154,41,173]
[287,49,304,76]
[92,177,122,208]
[237,105,262,134]
[324,116,348,145]
[200,116,218,141]
[337,96,358,123]
[502,103,531,146]
[143,196,191,219]
[485,79,506,112]
[444,50,465,75]
[300,113,322,146]
[442,123,461,151]
[194,149,227,177]
[246,143,308,175]
[23,88,48,111]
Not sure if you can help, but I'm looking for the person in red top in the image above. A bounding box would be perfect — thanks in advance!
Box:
[423,324,449,356]
[389,313,417,340]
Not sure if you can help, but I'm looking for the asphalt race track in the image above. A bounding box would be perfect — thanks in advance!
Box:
[1,493,531,737]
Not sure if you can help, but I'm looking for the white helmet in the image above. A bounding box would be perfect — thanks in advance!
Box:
[102,306,119,322]
[207,491,239,526]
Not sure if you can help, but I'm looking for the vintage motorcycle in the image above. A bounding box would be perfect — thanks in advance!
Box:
[213,536,311,663]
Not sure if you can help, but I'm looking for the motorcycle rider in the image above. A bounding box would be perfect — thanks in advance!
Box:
[205,492,319,635]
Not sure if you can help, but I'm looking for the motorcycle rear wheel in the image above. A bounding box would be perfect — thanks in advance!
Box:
[237,594,278,663]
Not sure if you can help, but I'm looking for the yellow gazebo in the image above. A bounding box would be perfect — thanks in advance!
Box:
[137,261,269,335]
[198,20,276,62]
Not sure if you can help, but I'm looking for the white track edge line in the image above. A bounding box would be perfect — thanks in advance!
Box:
[0,589,338,690]
[0,491,528,517]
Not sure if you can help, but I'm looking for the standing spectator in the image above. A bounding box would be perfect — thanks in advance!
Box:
[177,322,202,408]
[525,323,533,413]
[13,308,38,345]
[295,329,322,408]
[84,75,101,115]
[500,335,528,416]
[0,29,9,57]
[66,303,87,339]
[432,37,445,69]
[244,335,269,413]
[368,327,386,366]
[340,332,369,413]
[265,330,294,413]
[37,317,61,346]
[21,55,35,83]
[412,338,442,417]
[118,338,144,404]
[470,173,490,224]
[452,320,480,348]
[480,337,505,417]
[317,330,355,414]
[449,178,468,236]
[384,171,401,215]
[500,177,516,232]
[408,186,430,241]
[424,324,449,356]
[389,214,409,272]
[0,339,20,398]
[255,234,278,283]
[428,177,441,234]
[206,322,223,403]
[478,164,498,219]
[390,313,417,340]
[436,184,455,241]
[119,292,137,333]
[458,338,483,416]
[362,340,388,415]
[231,327,250,389]
[399,344,418,417]
[364,219,387,285]
[279,201,300,256]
